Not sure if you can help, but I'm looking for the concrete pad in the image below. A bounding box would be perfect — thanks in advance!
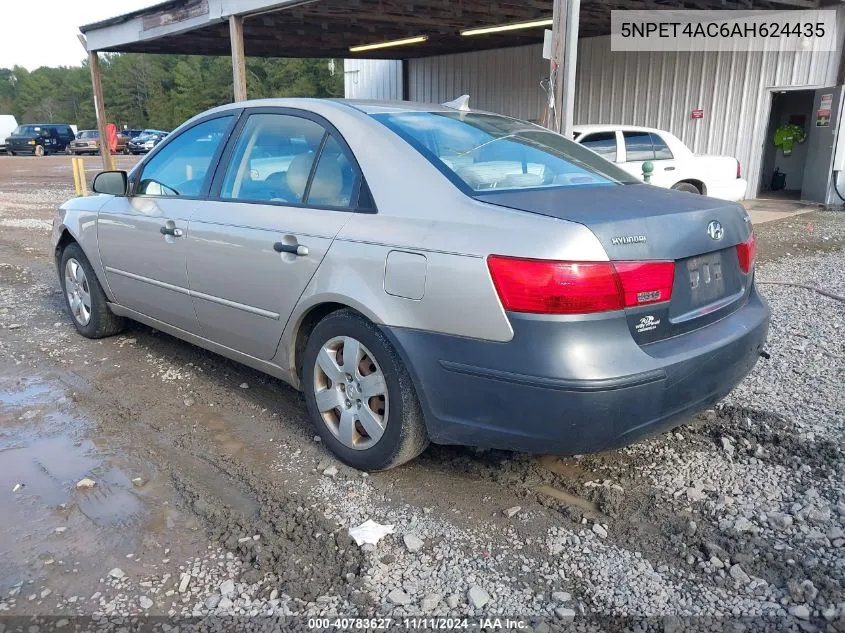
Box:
[742,198,819,225]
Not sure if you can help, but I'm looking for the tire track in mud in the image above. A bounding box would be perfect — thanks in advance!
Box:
[72,366,367,605]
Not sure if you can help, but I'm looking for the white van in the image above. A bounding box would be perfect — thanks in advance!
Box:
[0,115,19,152]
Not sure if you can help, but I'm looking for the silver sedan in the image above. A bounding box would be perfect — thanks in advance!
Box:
[51,99,770,470]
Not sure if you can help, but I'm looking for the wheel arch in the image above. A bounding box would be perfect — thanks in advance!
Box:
[53,215,115,303]
[282,296,383,389]
[54,226,79,262]
[673,179,706,195]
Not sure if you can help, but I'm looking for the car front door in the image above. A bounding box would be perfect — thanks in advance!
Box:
[97,114,237,334]
[577,131,620,163]
[185,110,359,360]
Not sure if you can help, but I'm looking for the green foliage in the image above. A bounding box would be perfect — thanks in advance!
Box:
[0,54,343,130]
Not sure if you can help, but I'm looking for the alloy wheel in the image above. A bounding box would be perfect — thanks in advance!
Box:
[64,258,92,326]
[312,336,388,450]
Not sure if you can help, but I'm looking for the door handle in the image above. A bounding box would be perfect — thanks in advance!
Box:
[274,242,309,256]
[664,166,676,171]
[160,226,183,237]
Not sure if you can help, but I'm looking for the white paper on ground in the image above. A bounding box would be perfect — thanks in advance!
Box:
[348,519,395,546]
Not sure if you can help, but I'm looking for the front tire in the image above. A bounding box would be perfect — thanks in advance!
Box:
[34,145,45,157]
[302,309,429,471]
[59,243,125,339]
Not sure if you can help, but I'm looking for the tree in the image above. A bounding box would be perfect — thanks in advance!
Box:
[0,53,344,129]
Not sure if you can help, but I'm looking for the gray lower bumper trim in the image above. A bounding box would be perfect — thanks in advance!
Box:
[439,360,666,392]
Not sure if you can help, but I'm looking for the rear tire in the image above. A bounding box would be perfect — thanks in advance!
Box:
[59,243,125,339]
[302,309,429,471]
[671,181,701,194]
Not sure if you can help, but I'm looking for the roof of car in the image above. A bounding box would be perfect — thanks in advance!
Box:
[204,98,463,117]
[339,100,456,114]
[573,124,669,135]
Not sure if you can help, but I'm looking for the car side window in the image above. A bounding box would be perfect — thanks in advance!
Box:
[306,135,358,208]
[623,131,654,162]
[579,132,617,161]
[137,116,233,198]
[220,113,326,204]
[650,133,674,160]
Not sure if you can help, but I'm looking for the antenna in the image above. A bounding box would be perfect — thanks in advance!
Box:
[441,95,470,111]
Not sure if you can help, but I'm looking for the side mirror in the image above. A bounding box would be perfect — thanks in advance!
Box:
[92,171,128,196]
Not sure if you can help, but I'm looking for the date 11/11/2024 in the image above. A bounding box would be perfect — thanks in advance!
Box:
[307,617,534,630]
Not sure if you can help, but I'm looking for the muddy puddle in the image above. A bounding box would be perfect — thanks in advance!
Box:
[0,369,184,597]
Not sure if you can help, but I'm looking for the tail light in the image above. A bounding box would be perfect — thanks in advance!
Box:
[736,160,742,179]
[736,232,756,273]
[487,256,674,315]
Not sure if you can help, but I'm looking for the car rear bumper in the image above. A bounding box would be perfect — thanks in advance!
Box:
[382,285,769,455]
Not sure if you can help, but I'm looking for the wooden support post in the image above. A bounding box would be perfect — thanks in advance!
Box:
[230,15,247,102]
[837,37,845,86]
[549,0,580,137]
[88,50,114,172]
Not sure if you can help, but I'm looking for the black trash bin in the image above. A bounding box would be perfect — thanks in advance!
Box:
[771,167,787,191]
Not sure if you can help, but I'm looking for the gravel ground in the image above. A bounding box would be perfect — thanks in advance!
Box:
[0,157,843,632]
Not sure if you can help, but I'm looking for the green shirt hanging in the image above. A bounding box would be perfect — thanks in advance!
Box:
[773,124,806,156]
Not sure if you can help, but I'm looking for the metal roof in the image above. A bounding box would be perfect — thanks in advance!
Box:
[79,0,824,60]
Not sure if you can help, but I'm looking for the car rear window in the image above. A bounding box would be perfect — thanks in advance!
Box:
[373,111,637,193]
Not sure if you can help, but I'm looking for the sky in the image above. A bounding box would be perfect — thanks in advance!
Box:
[0,0,160,70]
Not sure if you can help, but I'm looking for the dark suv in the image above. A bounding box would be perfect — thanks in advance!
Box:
[5,123,76,156]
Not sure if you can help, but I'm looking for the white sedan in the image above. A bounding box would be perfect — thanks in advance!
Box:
[573,125,747,201]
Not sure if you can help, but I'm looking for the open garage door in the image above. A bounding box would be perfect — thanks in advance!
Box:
[802,86,844,204]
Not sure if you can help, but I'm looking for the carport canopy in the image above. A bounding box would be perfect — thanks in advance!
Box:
[78,0,824,168]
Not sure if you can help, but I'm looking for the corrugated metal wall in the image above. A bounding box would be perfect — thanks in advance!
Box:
[345,8,845,198]
[344,59,403,100]
[406,46,550,124]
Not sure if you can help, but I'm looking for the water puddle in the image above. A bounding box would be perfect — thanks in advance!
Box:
[0,371,150,591]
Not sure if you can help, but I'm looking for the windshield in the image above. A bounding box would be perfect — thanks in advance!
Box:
[373,112,637,193]
[12,125,40,136]
[78,130,98,139]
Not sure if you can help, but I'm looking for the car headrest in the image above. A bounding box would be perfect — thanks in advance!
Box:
[286,153,315,200]
[308,155,343,204]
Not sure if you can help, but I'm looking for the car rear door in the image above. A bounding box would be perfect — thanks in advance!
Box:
[97,113,237,333]
[184,109,359,360]
[620,131,678,187]
[56,126,75,151]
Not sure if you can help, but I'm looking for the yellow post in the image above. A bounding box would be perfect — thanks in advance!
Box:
[78,158,89,196]
[71,157,81,196]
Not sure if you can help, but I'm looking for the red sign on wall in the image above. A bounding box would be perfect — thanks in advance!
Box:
[691,109,704,119]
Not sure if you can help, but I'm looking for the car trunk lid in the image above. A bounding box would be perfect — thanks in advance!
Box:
[477,183,754,344]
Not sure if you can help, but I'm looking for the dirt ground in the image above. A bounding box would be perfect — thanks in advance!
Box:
[0,155,843,631]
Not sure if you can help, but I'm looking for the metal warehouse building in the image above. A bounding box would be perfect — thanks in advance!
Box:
[346,7,845,203]
[79,0,845,204]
